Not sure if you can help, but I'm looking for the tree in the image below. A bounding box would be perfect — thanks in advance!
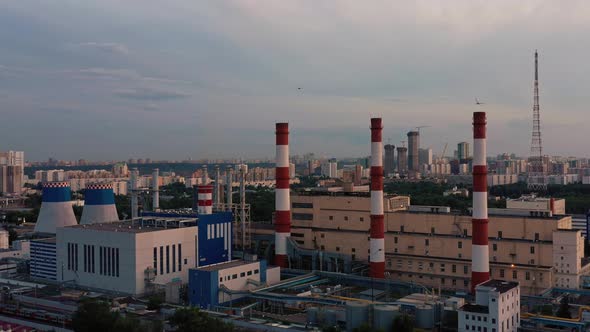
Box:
[168,307,234,332]
[391,314,414,332]
[71,299,119,332]
[322,326,342,332]
[147,294,164,311]
[556,295,572,319]
[352,323,372,332]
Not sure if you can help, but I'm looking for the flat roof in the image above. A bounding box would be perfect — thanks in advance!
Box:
[65,219,197,234]
[478,279,519,293]
[461,303,489,314]
[197,260,258,272]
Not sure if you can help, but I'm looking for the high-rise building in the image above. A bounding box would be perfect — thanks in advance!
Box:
[396,147,408,173]
[418,148,432,166]
[384,144,395,176]
[407,131,419,172]
[0,151,24,194]
[320,159,338,178]
[457,142,470,160]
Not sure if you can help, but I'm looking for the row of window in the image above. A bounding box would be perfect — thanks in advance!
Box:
[99,246,120,277]
[67,243,79,272]
[153,244,183,276]
[219,268,260,282]
[67,243,120,278]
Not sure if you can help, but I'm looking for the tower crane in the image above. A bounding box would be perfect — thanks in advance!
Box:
[438,143,448,162]
[415,125,431,132]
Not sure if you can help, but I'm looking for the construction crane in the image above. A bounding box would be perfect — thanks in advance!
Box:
[439,143,448,162]
[415,125,431,132]
[400,140,406,148]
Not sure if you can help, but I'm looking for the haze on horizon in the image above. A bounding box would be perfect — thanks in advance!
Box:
[1,1,589,161]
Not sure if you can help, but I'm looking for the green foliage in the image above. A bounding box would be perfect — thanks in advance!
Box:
[291,176,319,189]
[115,194,130,219]
[147,294,164,311]
[246,187,275,221]
[489,183,590,214]
[168,307,234,332]
[556,295,572,319]
[72,299,161,332]
[391,314,414,332]
[352,323,373,332]
[5,227,18,245]
[71,299,119,332]
[322,326,342,332]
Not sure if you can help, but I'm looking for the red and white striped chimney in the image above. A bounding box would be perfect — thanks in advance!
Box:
[198,185,213,215]
[370,118,385,278]
[275,123,291,267]
[472,112,490,292]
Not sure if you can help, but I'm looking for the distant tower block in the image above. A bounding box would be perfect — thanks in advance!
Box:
[197,185,213,215]
[407,131,420,172]
[472,112,490,292]
[35,182,77,234]
[274,122,291,268]
[370,118,385,278]
[152,168,160,212]
[80,183,119,225]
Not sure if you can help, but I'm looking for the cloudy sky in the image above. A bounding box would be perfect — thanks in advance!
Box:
[1,1,589,161]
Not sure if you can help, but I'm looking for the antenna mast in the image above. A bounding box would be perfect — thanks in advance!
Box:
[528,50,546,191]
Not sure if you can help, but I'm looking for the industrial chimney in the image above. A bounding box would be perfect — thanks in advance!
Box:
[197,185,213,215]
[130,168,139,219]
[226,166,233,211]
[152,168,159,212]
[471,112,490,292]
[370,118,385,278]
[35,182,78,234]
[80,183,119,225]
[274,122,290,267]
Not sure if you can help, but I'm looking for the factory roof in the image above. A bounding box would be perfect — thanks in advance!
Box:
[65,218,197,234]
[461,303,489,314]
[477,279,519,294]
[197,260,258,272]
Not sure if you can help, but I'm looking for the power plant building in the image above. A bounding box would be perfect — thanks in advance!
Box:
[35,182,78,234]
[252,193,588,295]
[80,183,119,225]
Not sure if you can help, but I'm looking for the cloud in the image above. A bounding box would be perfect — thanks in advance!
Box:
[114,87,190,101]
[72,42,129,55]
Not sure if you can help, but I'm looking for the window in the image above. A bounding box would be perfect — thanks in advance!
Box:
[478,316,481,321]
[240,272,245,277]
[452,279,456,286]
[321,245,325,250]
[492,318,496,324]
[440,264,446,272]
[464,280,468,287]
[166,246,170,273]
[360,217,364,222]
[178,243,182,271]
[292,202,313,209]
[400,226,405,232]
[394,237,398,244]
[220,277,223,282]
[425,239,429,246]
[232,274,237,279]
[293,213,313,220]
[463,229,468,236]
[452,265,457,273]
[530,246,535,254]
[431,227,435,234]
[107,247,111,276]
[465,314,469,320]
[441,278,445,284]
[352,248,356,253]
[153,248,158,275]
[512,270,517,279]
[493,243,497,251]
[247,271,252,276]
[498,231,503,238]
[115,248,119,277]
[535,233,539,241]
[172,245,176,273]
[500,269,505,278]
[336,247,340,252]
[254,269,259,274]
[344,216,349,221]
[464,265,468,274]
[83,245,87,273]
[329,216,333,220]
[526,271,530,280]
[458,241,462,249]
[160,246,164,275]
[321,234,325,238]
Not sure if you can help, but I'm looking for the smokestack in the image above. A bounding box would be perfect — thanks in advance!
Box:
[130,168,139,219]
[214,165,221,209]
[472,112,490,292]
[81,183,119,224]
[35,182,77,234]
[370,118,385,278]
[274,122,290,267]
[197,185,213,215]
[152,168,159,212]
[201,165,208,185]
[226,166,233,211]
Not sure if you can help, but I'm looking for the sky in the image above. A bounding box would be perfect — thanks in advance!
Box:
[1,1,589,161]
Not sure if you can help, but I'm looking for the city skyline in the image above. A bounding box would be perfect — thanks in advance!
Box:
[2,1,590,160]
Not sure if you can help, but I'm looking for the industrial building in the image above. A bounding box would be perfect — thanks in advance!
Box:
[79,183,119,225]
[53,212,232,295]
[34,182,77,234]
[459,280,520,332]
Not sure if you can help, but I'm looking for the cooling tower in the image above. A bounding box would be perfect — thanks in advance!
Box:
[35,182,78,234]
[80,183,119,225]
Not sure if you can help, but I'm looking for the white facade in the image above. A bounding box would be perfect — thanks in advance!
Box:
[459,280,520,332]
[552,230,590,289]
[56,223,197,295]
[215,261,280,304]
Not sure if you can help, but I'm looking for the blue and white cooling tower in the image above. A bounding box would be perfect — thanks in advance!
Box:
[34,182,78,234]
[80,183,119,225]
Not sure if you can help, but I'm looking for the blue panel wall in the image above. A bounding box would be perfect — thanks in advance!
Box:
[84,189,115,205]
[188,268,219,308]
[259,259,267,283]
[197,212,233,267]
